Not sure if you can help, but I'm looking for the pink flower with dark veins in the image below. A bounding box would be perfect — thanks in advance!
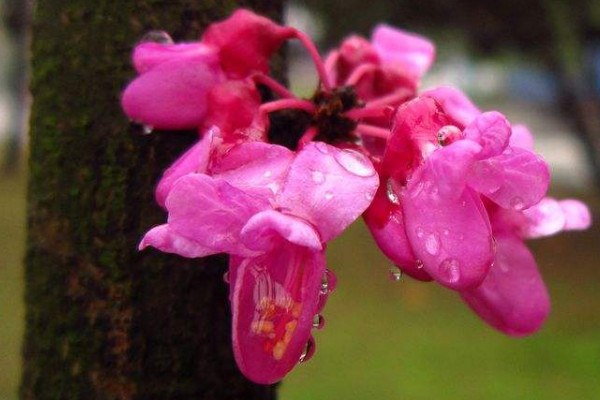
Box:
[140,141,379,383]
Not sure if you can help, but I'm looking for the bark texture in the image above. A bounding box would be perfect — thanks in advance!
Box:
[23,1,284,400]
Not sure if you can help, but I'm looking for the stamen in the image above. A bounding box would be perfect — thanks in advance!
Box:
[344,64,378,86]
[298,126,318,148]
[344,106,389,120]
[293,30,332,91]
[363,88,412,108]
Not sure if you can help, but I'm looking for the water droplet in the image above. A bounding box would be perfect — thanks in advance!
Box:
[312,314,325,329]
[439,258,460,284]
[424,233,440,255]
[415,227,425,238]
[324,191,334,200]
[443,229,450,236]
[334,149,375,177]
[298,337,316,363]
[263,170,272,178]
[315,142,329,154]
[416,259,424,269]
[320,269,337,294]
[386,179,400,205]
[222,271,230,284]
[365,191,374,201]
[142,125,154,135]
[510,197,525,211]
[491,236,497,253]
[140,30,174,44]
[437,125,462,146]
[389,265,403,281]
[461,200,467,207]
[312,170,325,184]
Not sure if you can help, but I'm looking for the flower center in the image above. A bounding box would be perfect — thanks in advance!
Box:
[312,85,361,144]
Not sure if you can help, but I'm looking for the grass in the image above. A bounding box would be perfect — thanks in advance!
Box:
[1,167,599,400]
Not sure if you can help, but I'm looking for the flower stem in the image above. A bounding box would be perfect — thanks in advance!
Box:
[293,30,332,91]
[356,124,390,139]
[260,98,316,114]
[253,73,295,99]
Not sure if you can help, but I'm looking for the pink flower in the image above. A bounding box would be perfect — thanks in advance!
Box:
[365,95,550,290]
[141,141,379,383]
[325,24,435,101]
[122,9,293,130]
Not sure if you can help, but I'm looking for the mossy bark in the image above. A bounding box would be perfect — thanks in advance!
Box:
[23,1,285,400]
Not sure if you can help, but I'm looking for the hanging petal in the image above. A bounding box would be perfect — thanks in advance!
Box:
[371,24,435,84]
[422,86,480,128]
[402,167,494,290]
[559,199,592,230]
[461,232,551,336]
[122,55,224,129]
[132,42,219,74]
[202,9,295,78]
[363,190,431,281]
[463,111,511,159]
[166,174,269,256]
[240,210,322,252]
[519,197,566,238]
[278,142,379,242]
[468,147,550,211]
[139,224,215,258]
[155,127,216,208]
[230,245,326,384]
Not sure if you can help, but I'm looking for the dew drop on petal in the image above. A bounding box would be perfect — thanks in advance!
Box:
[315,141,329,154]
[510,196,525,211]
[324,191,334,200]
[222,271,230,284]
[263,170,272,178]
[298,337,316,363]
[443,229,450,236]
[438,258,460,284]
[312,314,325,329]
[389,265,403,281]
[415,227,425,238]
[416,259,424,269]
[320,269,337,295]
[140,30,174,44]
[334,149,376,177]
[437,125,463,146]
[424,233,440,255]
[312,170,325,184]
[142,125,154,135]
[386,179,400,205]
[365,191,374,201]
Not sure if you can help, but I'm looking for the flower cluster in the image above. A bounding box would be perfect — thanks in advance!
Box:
[122,10,592,384]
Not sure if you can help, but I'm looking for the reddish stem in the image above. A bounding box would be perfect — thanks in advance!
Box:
[344,106,389,120]
[293,29,332,91]
[253,74,295,99]
[260,98,316,114]
[356,124,390,139]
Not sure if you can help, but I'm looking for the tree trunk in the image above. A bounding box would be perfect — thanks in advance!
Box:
[22,1,285,400]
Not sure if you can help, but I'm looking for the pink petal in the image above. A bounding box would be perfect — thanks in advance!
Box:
[461,232,550,336]
[559,199,592,230]
[201,80,262,134]
[509,124,535,151]
[278,142,379,242]
[230,245,326,384]
[402,169,494,290]
[519,197,566,238]
[166,174,269,256]
[122,55,224,129]
[240,210,322,252]
[363,190,431,281]
[155,127,216,208]
[427,140,482,198]
[202,9,295,78]
[212,142,294,197]
[422,86,481,128]
[139,224,215,258]
[132,42,219,74]
[325,35,380,85]
[463,111,511,159]
[468,147,550,211]
[371,24,435,83]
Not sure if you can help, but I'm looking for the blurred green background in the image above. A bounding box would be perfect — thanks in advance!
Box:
[2,0,600,399]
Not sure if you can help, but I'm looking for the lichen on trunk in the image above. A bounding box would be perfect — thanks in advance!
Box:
[23,2,284,400]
